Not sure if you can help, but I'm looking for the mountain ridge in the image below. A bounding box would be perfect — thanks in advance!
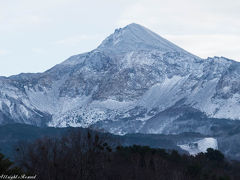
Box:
[0,23,240,137]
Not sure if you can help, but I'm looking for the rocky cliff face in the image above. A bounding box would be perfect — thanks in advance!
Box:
[1,23,240,135]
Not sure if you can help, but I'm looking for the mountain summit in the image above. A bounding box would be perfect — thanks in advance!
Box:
[98,23,190,55]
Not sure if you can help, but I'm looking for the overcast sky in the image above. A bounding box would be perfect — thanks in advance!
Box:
[0,0,239,76]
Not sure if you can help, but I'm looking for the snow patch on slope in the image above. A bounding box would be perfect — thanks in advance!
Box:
[139,75,187,110]
[91,99,135,110]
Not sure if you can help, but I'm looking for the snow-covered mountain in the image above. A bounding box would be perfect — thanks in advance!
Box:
[1,23,240,135]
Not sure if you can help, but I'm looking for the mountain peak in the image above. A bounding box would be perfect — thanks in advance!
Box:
[98,23,189,54]
[124,23,147,31]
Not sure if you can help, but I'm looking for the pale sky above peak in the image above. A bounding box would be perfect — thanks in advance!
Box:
[0,0,239,76]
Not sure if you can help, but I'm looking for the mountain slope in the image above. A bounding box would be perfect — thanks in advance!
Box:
[0,23,240,136]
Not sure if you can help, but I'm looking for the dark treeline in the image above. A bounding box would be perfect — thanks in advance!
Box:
[1,129,240,180]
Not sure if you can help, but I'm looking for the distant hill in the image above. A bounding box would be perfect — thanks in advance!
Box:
[1,124,240,161]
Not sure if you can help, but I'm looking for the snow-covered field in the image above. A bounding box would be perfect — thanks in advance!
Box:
[178,138,218,155]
